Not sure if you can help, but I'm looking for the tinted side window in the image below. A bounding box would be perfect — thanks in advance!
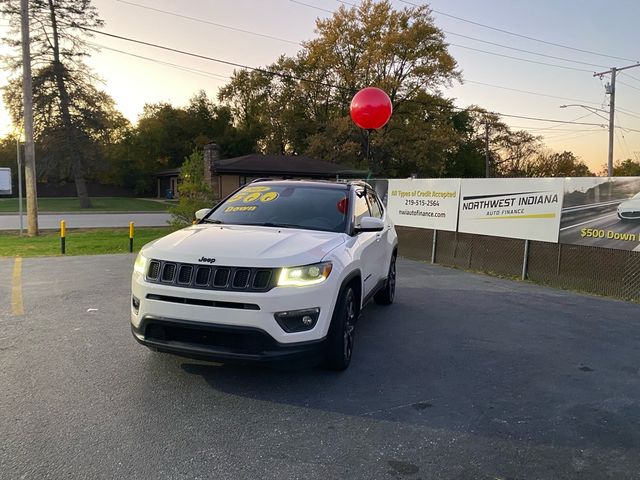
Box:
[366,190,383,219]
[353,189,370,226]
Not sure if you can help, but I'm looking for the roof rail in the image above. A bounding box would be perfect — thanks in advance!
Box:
[348,179,373,189]
[250,178,274,183]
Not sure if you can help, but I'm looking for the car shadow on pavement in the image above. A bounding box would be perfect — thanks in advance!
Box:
[175,285,640,452]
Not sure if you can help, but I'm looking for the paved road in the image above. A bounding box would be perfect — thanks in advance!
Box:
[1,256,640,479]
[0,212,171,230]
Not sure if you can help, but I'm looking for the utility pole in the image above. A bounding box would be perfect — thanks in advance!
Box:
[594,63,640,177]
[20,0,39,236]
[16,137,23,236]
[485,120,490,178]
[605,67,616,178]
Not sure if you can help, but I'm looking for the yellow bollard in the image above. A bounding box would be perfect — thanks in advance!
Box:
[129,222,134,253]
[60,220,66,254]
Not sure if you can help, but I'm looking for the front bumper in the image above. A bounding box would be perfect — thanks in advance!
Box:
[131,267,341,346]
[132,316,326,363]
[618,209,640,220]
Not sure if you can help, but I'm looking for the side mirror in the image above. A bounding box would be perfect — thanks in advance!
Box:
[194,208,211,220]
[356,216,384,233]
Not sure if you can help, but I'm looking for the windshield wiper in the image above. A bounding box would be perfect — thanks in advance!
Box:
[201,219,224,224]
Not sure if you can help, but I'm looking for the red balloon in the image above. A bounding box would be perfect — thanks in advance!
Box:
[350,87,393,130]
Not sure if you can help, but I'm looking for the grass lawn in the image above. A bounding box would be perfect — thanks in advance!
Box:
[0,197,170,213]
[0,227,175,257]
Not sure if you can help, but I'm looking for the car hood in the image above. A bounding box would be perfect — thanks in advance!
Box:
[142,224,346,267]
[618,198,640,210]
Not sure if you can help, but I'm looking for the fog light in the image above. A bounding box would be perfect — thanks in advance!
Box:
[274,307,320,332]
[132,295,140,313]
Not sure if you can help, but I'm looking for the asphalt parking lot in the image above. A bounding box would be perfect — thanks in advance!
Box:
[1,255,639,480]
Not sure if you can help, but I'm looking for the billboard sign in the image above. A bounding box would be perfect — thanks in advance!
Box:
[559,176,640,251]
[386,178,461,231]
[458,178,564,242]
[0,168,11,195]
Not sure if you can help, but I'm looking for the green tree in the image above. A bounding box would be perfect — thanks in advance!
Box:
[613,158,640,176]
[168,151,213,228]
[122,91,251,194]
[492,130,543,177]
[1,0,128,207]
[219,0,460,176]
[532,150,592,177]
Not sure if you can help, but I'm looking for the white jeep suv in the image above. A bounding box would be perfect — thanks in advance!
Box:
[131,180,397,370]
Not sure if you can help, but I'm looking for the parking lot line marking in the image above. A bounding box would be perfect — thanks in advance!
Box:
[11,257,24,316]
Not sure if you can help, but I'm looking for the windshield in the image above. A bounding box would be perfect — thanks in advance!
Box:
[205,184,349,233]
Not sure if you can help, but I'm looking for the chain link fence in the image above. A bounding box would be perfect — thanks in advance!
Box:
[396,227,640,302]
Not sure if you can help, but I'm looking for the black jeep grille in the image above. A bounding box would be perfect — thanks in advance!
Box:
[148,261,161,280]
[214,268,230,287]
[161,263,176,282]
[177,265,193,284]
[146,260,277,292]
[232,269,250,288]
[194,266,211,286]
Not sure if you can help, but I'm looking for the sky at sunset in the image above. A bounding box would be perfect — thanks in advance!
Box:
[1,0,639,173]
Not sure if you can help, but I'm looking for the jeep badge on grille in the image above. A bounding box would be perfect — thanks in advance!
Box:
[198,257,216,264]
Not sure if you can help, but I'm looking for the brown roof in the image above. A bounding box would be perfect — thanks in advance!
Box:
[156,154,366,178]
[215,154,362,176]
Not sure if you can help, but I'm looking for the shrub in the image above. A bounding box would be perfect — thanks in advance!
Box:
[168,151,213,228]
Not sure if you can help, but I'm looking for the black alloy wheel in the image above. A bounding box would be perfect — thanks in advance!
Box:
[325,286,358,371]
[374,255,396,305]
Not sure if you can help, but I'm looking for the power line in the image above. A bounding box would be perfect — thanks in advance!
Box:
[614,126,640,134]
[118,0,607,72]
[619,130,637,159]
[617,107,640,120]
[448,43,592,73]
[508,118,600,132]
[508,126,602,132]
[618,130,634,159]
[398,0,640,64]
[298,0,615,70]
[506,113,598,131]
[120,0,607,99]
[443,30,608,69]
[618,80,640,93]
[463,79,602,105]
[80,26,625,129]
[293,0,603,72]
[544,130,605,143]
[496,112,604,126]
[78,26,341,90]
[542,129,604,141]
[90,42,232,81]
[614,129,632,159]
[115,0,300,45]
[93,32,596,125]
[622,72,640,84]
[290,0,333,14]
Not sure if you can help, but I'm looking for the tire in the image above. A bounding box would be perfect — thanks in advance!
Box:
[324,286,357,371]
[374,254,396,305]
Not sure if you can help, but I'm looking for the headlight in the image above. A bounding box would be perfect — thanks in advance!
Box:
[134,252,149,275]
[277,262,332,287]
